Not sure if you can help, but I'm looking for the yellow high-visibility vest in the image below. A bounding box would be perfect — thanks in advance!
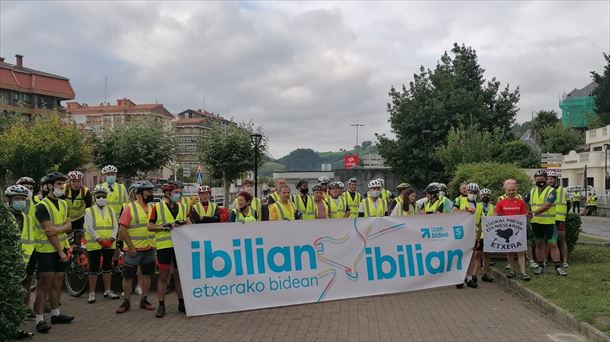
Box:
[64,186,89,221]
[554,186,567,222]
[293,194,315,220]
[85,206,117,251]
[152,201,186,250]
[34,197,69,253]
[529,187,556,224]
[327,196,348,219]
[102,182,127,220]
[343,192,361,218]
[361,197,387,217]
[126,202,155,250]
[192,201,218,220]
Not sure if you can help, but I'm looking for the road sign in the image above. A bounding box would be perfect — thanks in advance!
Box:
[196,172,204,185]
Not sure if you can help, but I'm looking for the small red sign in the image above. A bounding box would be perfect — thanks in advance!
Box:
[344,155,359,169]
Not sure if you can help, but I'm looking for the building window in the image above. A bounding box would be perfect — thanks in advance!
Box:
[561,178,568,187]
[587,177,594,187]
[0,90,9,104]
[13,92,31,105]
[594,146,603,152]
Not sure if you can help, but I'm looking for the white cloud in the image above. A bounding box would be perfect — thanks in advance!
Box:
[1,1,608,158]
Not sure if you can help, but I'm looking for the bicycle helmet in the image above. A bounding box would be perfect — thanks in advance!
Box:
[424,183,439,194]
[16,177,35,186]
[546,170,557,178]
[534,169,547,178]
[67,170,83,180]
[101,165,118,174]
[198,185,211,194]
[91,185,108,196]
[312,184,324,192]
[396,182,412,191]
[5,184,29,197]
[376,178,385,185]
[328,181,341,189]
[438,183,448,191]
[337,181,345,188]
[318,176,330,184]
[480,188,492,196]
[161,183,178,193]
[466,183,480,192]
[368,179,383,188]
[168,180,184,188]
[296,179,308,188]
[348,177,357,184]
[44,172,67,184]
[129,180,155,193]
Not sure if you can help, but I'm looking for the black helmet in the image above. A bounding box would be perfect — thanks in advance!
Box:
[296,179,308,188]
[425,183,440,194]
[534,169,547,178]
[129,180,155,193]
[44,172,67,185]
[168,180,184,188]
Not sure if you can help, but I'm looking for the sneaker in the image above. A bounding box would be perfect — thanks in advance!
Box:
[116,299,130,314]
[521,273,531,281]
[482,274,495,283]
[104,290,120,300]
[555,267,568,277]
[504,264,512,270]
[35,321,51,334]
[529,261,538,269]
[466,279,478,288]
[533,266,544,275]
[13,329,34,340]
[455,283,464,289]
[26,309,36,321]
[88,292,96,304]
[178,301,185,313]
[505,270,516,279]
[155,305,165,318]
[51,313,75,324]
[135,285,143,295]
[562,263,569,268]
[139,298,155,310]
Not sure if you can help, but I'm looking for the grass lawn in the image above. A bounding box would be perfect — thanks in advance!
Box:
[495,244,610,335]
[578,234,610,242]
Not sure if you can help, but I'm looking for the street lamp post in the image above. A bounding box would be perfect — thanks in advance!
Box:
[250,133,263,198]
[350,123,364,152]
[605,144,610,190]
[422,129,432,167]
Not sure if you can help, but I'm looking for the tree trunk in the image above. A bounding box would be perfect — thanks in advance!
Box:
[222,171,230,208]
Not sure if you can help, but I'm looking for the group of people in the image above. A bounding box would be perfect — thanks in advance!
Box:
[4,165,574,338]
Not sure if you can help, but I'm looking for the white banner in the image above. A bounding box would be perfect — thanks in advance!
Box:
[482,215,527,253]
[172,212,475,316]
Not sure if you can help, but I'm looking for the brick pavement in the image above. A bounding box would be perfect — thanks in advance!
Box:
[23,282,584,342]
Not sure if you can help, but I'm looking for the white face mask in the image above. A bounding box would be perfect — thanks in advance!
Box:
[53,187,65,197]
[467,194,477,202]
[370,190,381,198]
[96,197,107,207]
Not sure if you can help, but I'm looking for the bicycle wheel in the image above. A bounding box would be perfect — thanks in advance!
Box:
[64,249,89,297]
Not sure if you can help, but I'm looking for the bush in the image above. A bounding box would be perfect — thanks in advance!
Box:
[448,162,532,201]
[566,212,581,254]
[0,200,26,341]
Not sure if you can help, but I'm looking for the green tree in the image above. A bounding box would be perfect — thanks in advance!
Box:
[377,43,520,186]
[277,148,320,171]
[497,140,540,168]
[93,118,176,179]
[197,121,267,203]
[0,200,26,341]
[529,110,560,143]
[448,162,532,201]
[0,114,92,183]
[435,125,503,177]
[591,53,610,126]
[541,124,582,154]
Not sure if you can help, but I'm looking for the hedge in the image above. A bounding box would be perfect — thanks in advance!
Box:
[448,162,533,201]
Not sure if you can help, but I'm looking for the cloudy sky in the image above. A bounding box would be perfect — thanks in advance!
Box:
[1,1,608,158]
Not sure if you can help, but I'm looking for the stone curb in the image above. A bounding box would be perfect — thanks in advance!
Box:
[492,268,610,342]
[577,241,610,247]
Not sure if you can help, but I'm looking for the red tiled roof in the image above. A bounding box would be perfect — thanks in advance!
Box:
[66,98,173,119]
[0,62,75,99]
[174,118,207,125]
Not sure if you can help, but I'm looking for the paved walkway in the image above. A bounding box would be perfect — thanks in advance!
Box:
[23,282,583,342]
[580,216,610,238]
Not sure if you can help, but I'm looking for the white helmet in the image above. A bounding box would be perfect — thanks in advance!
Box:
[480,188,492,196]
[337,181,345,188]
[546,170,557,178]
[5,184,29,197]
[102,165,118,174]
[368,179,383,188]
[318,176,330,184]
[466,183,480,192]
[376,178,385,185]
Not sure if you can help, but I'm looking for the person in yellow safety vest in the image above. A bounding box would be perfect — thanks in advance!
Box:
[84,185,120,304]
[586,192,599,216]
[476,188,496,283]
[422,183,445,214]
[147,183,188,318]
[267,178,288,205]
[437,183,454,213]
[192,185,221,223]
[454,182,480,288]
[101,165,128,221]
[391,186,420,216]
[4,184,35,339]
[547,171,569,268]
[233,179,262,220]
[390,183,411,213]
[343,178,361,218]
[168,180,190,218]
[572,191,581,214]
[376,178,394,203]
[359,179,388,217]
[523,169,567,276]
[32,172,74,333]
[327,181,350,219]
[16,176,37,212]
[497,179,523,201]
[452,181,472,212]
[230,191,257,223]
[312,184,330,219]
[293,179,315,220]
[34,176,49,205]
[64,171,92,247]
[318,176,330,201]
[269,184,297,221]
[116,180,157,314]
